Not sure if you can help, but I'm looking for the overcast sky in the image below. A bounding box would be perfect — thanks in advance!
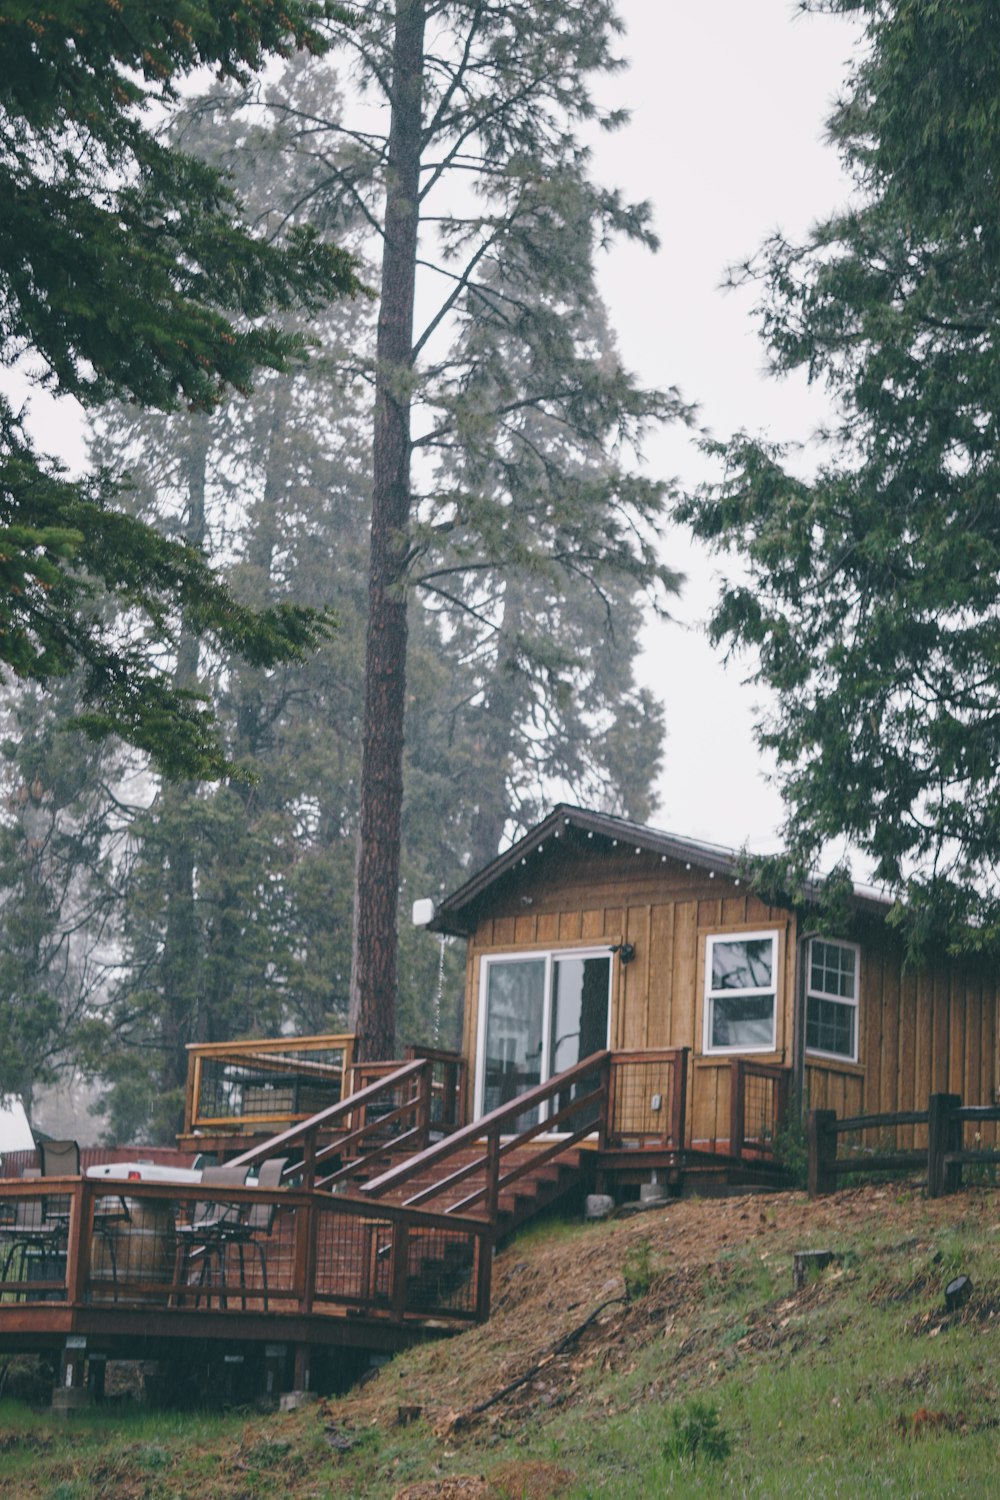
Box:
[589,1,862,855]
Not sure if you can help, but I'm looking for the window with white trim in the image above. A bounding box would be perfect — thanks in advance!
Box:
[806,938,859,1061]
[704,932,778,1053]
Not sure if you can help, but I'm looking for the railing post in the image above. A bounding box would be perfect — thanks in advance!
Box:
[416,1062,432,1150]
[475,1227,494,1321]
[442,1056,458,1129]
[807,1109,838,1197]
[301,1129,317,1193]
[774,1067,791,1148]
[597,1052,611,1151]
[390,1218,409,1320]
[293,1192,317,1315]
[185,1051,200,1136]
[65,1181,88,1305]
[729,1059,746,1161]
[670,1048,688,1152]
[928,1093,963,1198]
[485,1128,500,1223]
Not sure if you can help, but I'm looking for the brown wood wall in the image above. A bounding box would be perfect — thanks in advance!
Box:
[805,940,997,1146]
[457,841,1000,1144]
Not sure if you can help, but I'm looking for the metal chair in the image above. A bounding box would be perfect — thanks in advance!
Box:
[213,1157,290,1311]
[174,1165,250,1308]
[0,1169,64,1299]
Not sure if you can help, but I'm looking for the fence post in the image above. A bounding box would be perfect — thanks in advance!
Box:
[807,1109,837,1197]
[927,1093,962,1198]
[729,1059,746,1161]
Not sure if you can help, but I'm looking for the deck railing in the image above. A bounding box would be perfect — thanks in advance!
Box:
[605,1048,688,1151]
[729,1059,790,1161]
[183,1034,355,1138]
[0,1174,490,1323]
[362,1050,612,1219]
[226,1057,434,1190]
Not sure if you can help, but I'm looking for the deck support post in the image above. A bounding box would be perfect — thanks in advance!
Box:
[927,1093,963,1198]
[52,1339,91,1413]
[293,1344,311,1393]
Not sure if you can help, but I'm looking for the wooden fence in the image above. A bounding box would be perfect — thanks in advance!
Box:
[808,1093,1000,1198]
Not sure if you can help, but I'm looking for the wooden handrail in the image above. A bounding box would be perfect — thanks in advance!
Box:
[185,1033,354,1057]
[361,1050,611,1202]
[225,1057,429,1179]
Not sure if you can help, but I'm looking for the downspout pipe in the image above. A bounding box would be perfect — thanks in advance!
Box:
[793,925,820,1119]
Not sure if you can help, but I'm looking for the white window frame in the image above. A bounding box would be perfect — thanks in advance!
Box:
[805,937,860,1063]
[474,946,613,1120]
[703,930,779,1055]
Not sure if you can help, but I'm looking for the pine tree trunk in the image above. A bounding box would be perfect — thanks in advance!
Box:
[156,421,210,1136]
[349,0,425,1062]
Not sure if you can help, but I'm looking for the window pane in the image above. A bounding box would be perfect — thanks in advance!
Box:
[711,937,773,992]
[809,940,856,1000]
[483,960,545,1117]
[550,956,610,1127]
[806,995,855,1058]
[550,956,610,1075]
[710,994,775,1049]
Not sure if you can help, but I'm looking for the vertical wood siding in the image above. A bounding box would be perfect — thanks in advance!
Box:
[456,847,1000,1141]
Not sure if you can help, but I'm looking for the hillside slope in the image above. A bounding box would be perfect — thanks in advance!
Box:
[2,1183,1000,1496]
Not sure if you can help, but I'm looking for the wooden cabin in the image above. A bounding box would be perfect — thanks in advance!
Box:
[426,804,1000,1168]
[5,802,999,1406]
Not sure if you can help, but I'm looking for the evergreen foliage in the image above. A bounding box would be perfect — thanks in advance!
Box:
[679,0,1000,953]
[0,0,361,777]
[297,0,687,1054]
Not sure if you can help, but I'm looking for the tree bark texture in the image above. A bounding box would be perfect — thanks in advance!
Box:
[158,421,209,1135]
[350,0,425,1061]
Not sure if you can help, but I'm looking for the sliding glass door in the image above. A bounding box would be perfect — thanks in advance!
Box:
[478,949,611,1125]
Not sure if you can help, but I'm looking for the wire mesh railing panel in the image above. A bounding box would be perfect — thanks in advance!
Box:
[313,1204,396,1309]
[403,1225,479,1316]
[353,1079,423,1153]
[609,1057,678,1146]
[742,1072,779,1156]
[0,1186,68,1303]
[194,1046,347,1128]
[311,1202,481,1319]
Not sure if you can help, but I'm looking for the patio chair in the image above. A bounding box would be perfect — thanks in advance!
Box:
[211,1157,290,1311]
[174,1165,250,1308]
[37,1140,79,1235]
[39,1139,130,1298]
[0,1169,65,1298]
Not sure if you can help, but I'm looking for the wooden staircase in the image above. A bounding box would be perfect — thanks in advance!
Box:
[366,1141,590,1237]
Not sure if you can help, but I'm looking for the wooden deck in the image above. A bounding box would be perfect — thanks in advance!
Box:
[0,1047,791,1399]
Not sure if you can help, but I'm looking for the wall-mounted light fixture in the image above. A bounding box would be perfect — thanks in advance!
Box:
[609,941,636,965]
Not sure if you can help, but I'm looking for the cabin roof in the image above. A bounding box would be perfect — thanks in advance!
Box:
[428,803,893,937]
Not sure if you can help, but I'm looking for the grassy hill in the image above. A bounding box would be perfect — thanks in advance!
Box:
[2,1182,999,1497]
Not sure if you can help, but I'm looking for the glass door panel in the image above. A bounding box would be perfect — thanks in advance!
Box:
[482,958,546,1123]
[549,955,610,1125]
